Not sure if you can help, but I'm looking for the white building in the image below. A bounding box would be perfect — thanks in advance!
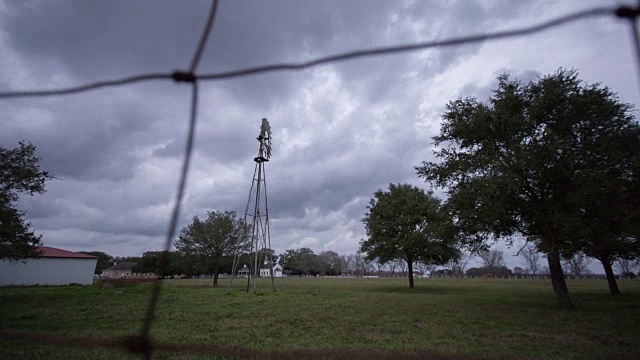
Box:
[0,246,97,286]
[101,262,136,278]
[259,263,283,278]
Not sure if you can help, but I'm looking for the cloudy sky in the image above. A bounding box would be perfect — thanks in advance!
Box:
[1,0,638,270]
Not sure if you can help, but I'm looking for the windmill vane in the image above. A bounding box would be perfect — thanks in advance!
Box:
[259,118,271,139]
[259,118,272,160]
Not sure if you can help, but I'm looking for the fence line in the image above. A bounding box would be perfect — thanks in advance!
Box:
[1,2,639,359]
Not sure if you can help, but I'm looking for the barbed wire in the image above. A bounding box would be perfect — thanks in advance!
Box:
[136,0,220,358]
[0,5,627,99]
[197,6,616,81]
[189,0,219,73]
[618,4,640,93]
[0,73,171,98]
[138,81,199,345]
[1,2,639,359]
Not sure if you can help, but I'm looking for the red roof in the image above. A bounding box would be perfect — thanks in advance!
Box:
[38,247,98,259]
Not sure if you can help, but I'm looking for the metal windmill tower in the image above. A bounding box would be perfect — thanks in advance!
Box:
[228,118,275,293]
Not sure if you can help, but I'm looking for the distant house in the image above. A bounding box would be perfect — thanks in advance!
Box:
[237,264,251,278]
[412,270,430,279]
[0,246,97,286]
[259,263,283,278]
[273,264,283,277]
[101,262,136,278]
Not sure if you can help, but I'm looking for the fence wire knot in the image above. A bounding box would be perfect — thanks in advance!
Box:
[615,5,640,19]
[171,71,197,83]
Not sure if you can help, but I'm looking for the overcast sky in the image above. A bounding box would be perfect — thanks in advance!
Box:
[1,0,638,271]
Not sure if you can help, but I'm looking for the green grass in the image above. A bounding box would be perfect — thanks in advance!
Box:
[1,278,639,359]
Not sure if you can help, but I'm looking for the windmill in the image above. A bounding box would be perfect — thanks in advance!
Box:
[228,118,275,292]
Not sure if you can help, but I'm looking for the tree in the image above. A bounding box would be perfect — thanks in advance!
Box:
[372,261,386,276]
[478,249,505,274]
[432,268,451,277]
[387,260,398,276]
[466,266,512,278]
[519,243,542,275]
[1,141,53,260]
[254,248,278,268]
[279,248,319,275]
[175,210,249,286]
[417,69,639,306]
[563,253,590,277]
[352,252,369,277]
[414,261,435,276]
[340,254,354,276]
[319,250,343,275]
[585,236,637,294]
[571,106,640,294]
[80,251,114,274]
[613,258,638,278]
[133,251,190,277]
[133,251,164,275]
[362,256,375,276]
[397,260,407,277]
[360,183,458,288]
[113,256,142,264]
[449,250,471,277]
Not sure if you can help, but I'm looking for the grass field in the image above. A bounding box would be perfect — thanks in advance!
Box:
[1,277,639,359]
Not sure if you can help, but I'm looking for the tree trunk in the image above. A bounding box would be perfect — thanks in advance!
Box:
[212,259,220,287]
[547,246,573,308]
[213,270,219,287]
[600,258,621,296]
[407,258,414,289]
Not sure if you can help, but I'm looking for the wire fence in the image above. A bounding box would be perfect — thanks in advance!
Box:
[1,2,639,359]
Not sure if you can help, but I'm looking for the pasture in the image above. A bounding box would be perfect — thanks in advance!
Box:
[1,277,639,359]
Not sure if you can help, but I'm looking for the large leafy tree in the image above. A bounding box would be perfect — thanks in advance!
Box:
[319,250,343,276]
[360,183,458,288]
[569,117,640,294]
[279,248,320,275]
[133,251,184,277]
[1,141,53,260]
[175,210,250,286]
[417,69,639,306]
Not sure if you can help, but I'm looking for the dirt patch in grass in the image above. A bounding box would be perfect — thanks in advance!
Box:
[95,278,157,288]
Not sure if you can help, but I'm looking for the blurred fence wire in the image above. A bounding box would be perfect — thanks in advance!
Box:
[0,2,639,359]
